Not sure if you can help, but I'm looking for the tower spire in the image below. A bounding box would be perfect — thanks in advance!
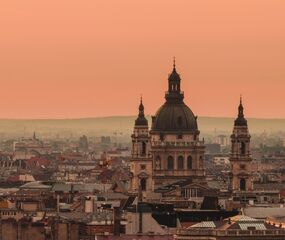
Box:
[234,95,247,126]
[135,96,148,126]
[139,95,144,116]
[238,95,244,118]
[173,56,176,70]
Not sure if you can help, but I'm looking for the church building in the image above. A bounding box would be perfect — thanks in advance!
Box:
[130,61,206,193]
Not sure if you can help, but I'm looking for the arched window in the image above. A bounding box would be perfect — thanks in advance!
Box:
[240,142,246,155]
[142,142,146,156]
[240,178,246,191]
[167,156,174,170]
[187,156,192,170]
[177,156,184,169]
[155,155,161,169]
[140,178,147,191]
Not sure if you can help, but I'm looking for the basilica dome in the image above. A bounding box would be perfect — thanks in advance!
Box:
[151,102,197,133]
[151,62,198,133]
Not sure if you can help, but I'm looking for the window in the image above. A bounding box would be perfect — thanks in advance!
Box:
[140,178,147,191]
[167,156,174,170]
[187,156,192,169]
[240,164,246,170]
[142,142,146,155]
[240,178,246,191]
[240,142,246,155]
[177,156,184,169]
[155,156,161,169]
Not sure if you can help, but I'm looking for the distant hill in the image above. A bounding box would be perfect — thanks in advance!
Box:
[0,116,284,139]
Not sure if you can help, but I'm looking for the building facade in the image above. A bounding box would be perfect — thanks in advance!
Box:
[130,62,206,192]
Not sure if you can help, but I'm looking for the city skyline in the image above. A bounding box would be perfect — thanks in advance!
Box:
[1,0,285,119]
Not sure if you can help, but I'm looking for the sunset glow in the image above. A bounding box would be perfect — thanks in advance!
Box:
[0,0,284,119]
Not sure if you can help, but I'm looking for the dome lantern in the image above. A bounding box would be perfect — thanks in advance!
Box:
[151,60,198,133]
[165,58,184,103]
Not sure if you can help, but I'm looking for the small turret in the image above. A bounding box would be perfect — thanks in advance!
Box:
[234,96,247,126]
[135,97,148,126]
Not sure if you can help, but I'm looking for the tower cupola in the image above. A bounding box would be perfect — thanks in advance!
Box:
[135,97,148,126]
[234,96,247,126]
[165,58,184,103]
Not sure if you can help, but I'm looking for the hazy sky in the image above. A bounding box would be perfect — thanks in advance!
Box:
[0,0,284,119]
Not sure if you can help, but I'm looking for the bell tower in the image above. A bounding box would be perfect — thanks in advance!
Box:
[129,97,153,194]
[230,97,253,192]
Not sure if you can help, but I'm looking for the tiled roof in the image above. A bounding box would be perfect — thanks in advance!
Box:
[190,221,216,228]
[238,223,266,230]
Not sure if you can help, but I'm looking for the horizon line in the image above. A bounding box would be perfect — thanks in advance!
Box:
[0,115,285,121]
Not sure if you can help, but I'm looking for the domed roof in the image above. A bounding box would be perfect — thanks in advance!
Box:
[151,102,198,133]
[151,61,199,133]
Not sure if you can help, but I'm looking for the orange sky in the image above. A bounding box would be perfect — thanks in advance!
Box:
[0,0,285,119]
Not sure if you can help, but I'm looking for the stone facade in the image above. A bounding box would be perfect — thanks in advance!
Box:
[130,62,206,192]
[150,132,205,186]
